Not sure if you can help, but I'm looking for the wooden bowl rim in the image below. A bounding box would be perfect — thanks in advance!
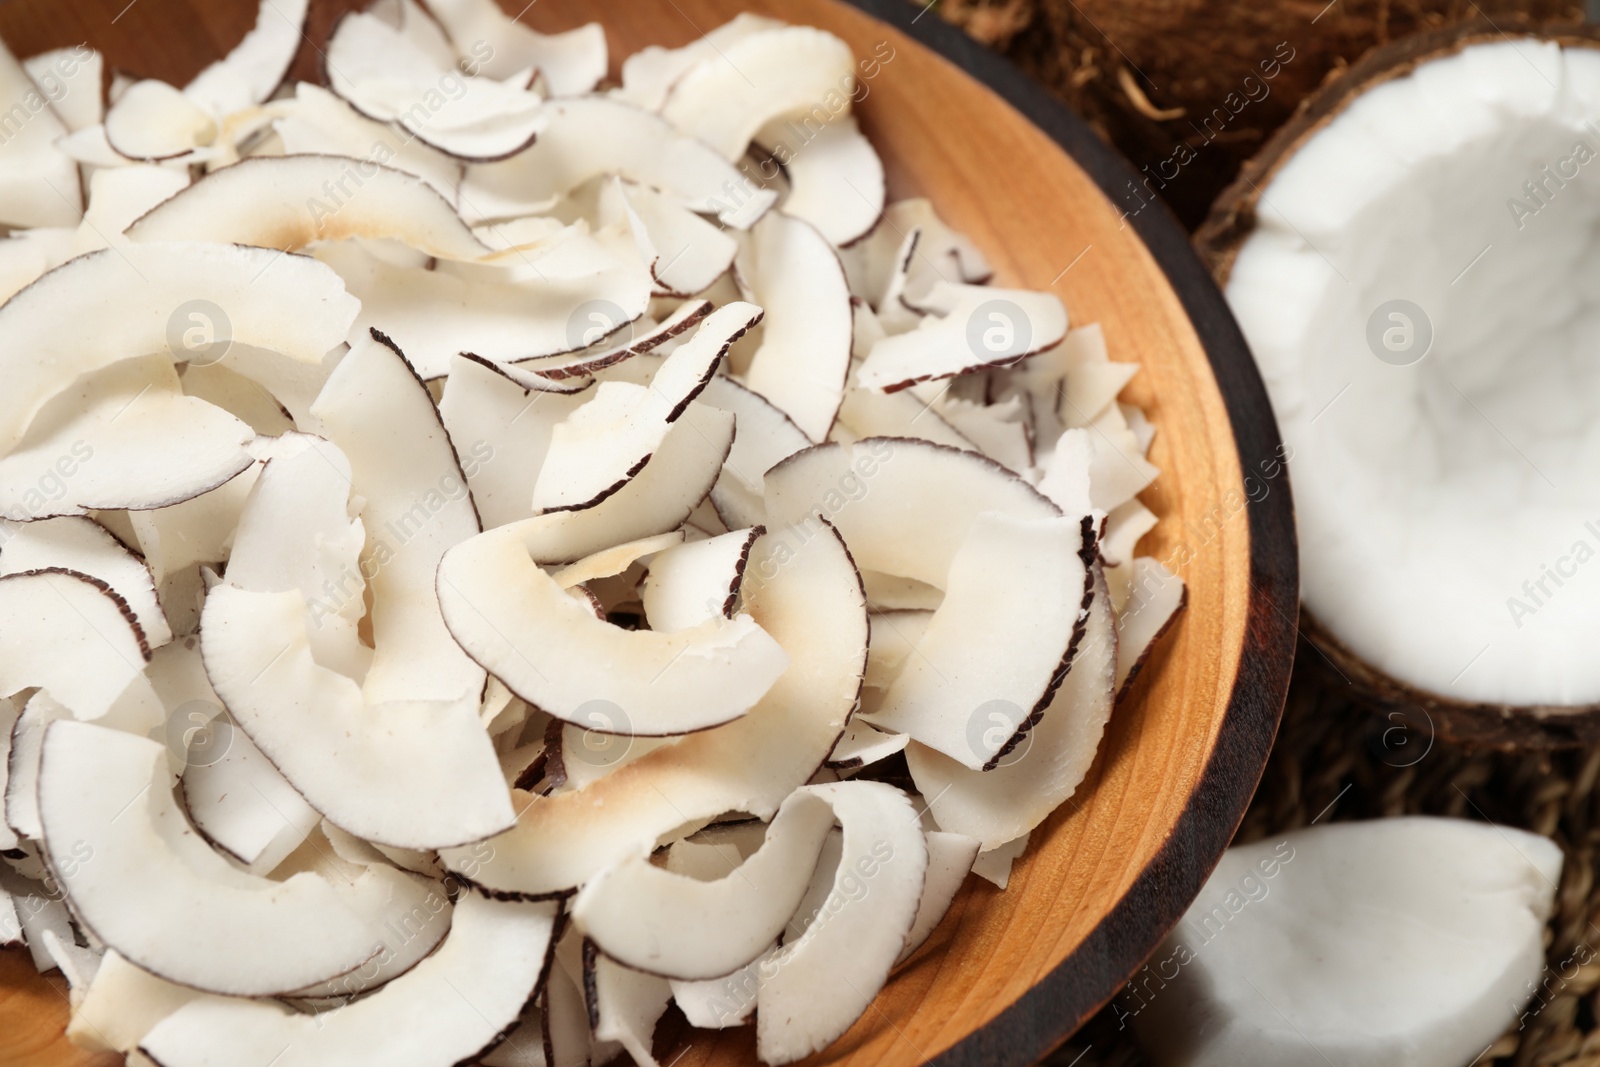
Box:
[837,1,1299,1061]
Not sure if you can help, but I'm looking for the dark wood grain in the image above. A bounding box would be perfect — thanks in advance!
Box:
[0,1,1298,1064]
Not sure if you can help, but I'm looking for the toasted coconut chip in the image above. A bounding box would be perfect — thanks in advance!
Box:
[326,12,545,162]
[458,97,775,229]
[185,0,307,115]
[180,361,294,437]
[368,0,458,68]
[764,438,1059,589]
[659,26,855,161]
[574,788,836,980]
[438,353,595,530]
[1101,498,1157,568]
[455,402,735,571]
[911,571,1115,849]
[0,516,171,649]
[6,695,66,843]
[736,211,853,442]
[422,0,605,95]
[970,831,1029,889]
[104,79,218,162]
[437,519,789,736]
[828,720,910,773]
[863,609,931,690]
[1068,413,1160,513]
[836,383,973,452]
[140,892,558,1067]
[606,179,737,297]
[614,13,784,112]
[1037,427,1094,517]
[67,949,198,1055]
[897,830,980,964]
[439,521,866,897]
[128,464,259,584]
[310,331,485,707]
[550,531,683,589]
[38,720,380,996]
[1113,557,1186,701]
[0,569,159,724]
[862,512,1090,769]
[149,640,318,874]
[857,283,1068,393]
[0,242,356,458]
[314,235,651,380]
[0,228,74,305]
[126,156,490,261]
[669,952,765,1029]
[533,303,760,511]
[0,355,254,520]
[73,166,191,257]
[934,394,1034,473]
[753,781,927,1066]
[642,526,761,633]
[841,198,994,309]
[584,945,673,1067]
[24,47,104,133]
[518,297,710,380]
[0,40,81,229]
[275,84,462,201]
[759,115,884,247]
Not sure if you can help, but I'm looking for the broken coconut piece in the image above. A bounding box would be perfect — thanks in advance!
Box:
[104,80,219,162]
[863,510,1092,770]
[1114,557,1187,701]
[0,38,81,229]
[437,519,789,736]
[898,830,981,964]
[642,526,762,632]
[139,892,559,1067]
[0,516,171,649]
[183,0,309,117]
[66,949,199,1055]
[737,210,854,442]
[1132,818,1562,1067]
[858,283,1068,392]
[572,788,837,979]
[758,114,885,247]
[438,520,867,897]
[585,945,673,1067]
[37,720,380,996]
[423,0,606,95]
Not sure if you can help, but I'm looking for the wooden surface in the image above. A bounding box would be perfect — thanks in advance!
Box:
[0,1,1299,1065]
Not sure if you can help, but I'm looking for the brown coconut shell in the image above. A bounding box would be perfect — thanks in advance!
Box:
[1194,22,1600,750]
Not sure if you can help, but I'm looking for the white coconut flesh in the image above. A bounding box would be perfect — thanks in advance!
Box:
[1133,817,1562,1067]
[126,155,490,260]
[572,788,837,979]
[0,13,1189,1064]
[37,720,381,996]
[459,97,776,229]
[0,696,18,851]
[1223,38,1600,705]
[23,47,104,135]
[438,522,867,897]
[139,893,559,1067]
[0,39,80,230]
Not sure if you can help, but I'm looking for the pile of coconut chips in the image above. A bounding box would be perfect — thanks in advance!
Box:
[0,2,1186,1064]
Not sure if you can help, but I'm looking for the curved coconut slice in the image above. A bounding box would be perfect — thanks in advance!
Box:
[603,179,737,297]
[66,949,199,1055]
[1132,818,1561,1067]
[836,382,973,452]
[858,283,1068,393]
[1114,557,1186,701]
[148,639,319,874]
[910,571,1115,850]
[518,298,710,380]
[72,165,191,257]
[0,228,74,306]
[140,892,557,1067]
[180,361,294,437]
[754,781,927,1066]
[314,236,651,380]
[439,521,867,896]
[862,512,1091,769]
[670,952,765,1030]
[550,531,683,589]
[0,39,81,229]
[438,353,594,530]
[1101,498,1158,569]
[573,789,836,979]
[862,609,931,691]
[126,155,489,261]
[614,13,784,112]
[0,516,170,648]
[897,830,979,964]
[583,946,672,1067]
[0,242,356,457]
[437,520,789,735]
[459,97,775,229]
[532,302,761,511]
[642,527,761,633]
[310,330,485,707]
[764,438,1059,589]
[5,694,67,844]
[0,355,254,521]
[275,83,461,201]
[759,114,884,247]
[127,464,259,584]
[423,0,605,95]
[184,0,307,113]
[24,46,104,134]
[659,26,856,161]
[737,211,853,442]
[1078,408,1161,513]
[842,198,994,308]
[935,395,1034,472]
[38,720,378,996]
[104,79,218,162]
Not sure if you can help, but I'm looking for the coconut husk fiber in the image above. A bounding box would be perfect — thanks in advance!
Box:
[923,3,1600,1063]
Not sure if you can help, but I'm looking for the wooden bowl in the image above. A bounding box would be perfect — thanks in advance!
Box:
[0,1,1298,1064]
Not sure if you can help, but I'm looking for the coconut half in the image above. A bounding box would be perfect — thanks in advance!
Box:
[1196,31,1600,740]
